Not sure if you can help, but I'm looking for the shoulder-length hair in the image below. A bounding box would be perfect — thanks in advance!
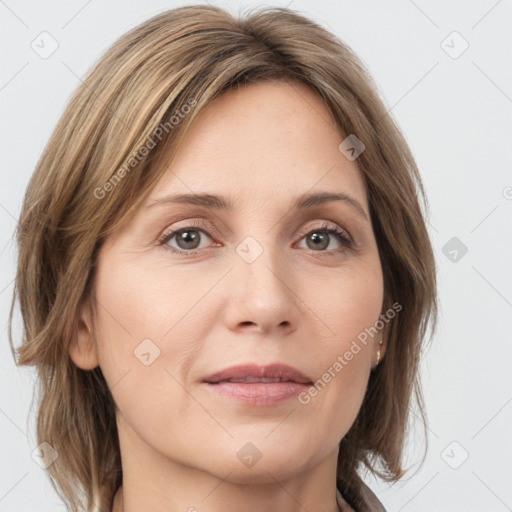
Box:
[9,5,437,511]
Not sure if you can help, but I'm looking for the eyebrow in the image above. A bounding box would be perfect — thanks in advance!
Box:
[145,191,369,221]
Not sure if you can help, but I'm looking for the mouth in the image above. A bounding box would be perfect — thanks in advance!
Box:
[202,363,313,385]
[201,364,313,405]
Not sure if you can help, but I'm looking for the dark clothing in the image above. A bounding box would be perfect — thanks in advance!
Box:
[337,481,387,511]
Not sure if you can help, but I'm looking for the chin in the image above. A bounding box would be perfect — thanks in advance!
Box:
[195,444,314,484]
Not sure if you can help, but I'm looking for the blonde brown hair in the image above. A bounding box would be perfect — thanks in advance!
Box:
[8,4,437,511]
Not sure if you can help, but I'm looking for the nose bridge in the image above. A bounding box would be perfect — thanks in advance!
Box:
[235,232,288,297]
[227,232,299,331]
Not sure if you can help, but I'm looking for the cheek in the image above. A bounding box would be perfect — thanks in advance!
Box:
[92,248,209,361]
[302,259,384,347]
[296,262,382,422]
[90,252,213,425]
[297,319,375,443]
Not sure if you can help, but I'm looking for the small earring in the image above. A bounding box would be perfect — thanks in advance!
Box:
[376,338,383,366]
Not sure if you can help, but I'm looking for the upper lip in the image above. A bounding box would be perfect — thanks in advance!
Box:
[202,363,313,384]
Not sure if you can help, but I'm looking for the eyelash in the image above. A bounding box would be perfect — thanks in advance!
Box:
[157,220,353,257]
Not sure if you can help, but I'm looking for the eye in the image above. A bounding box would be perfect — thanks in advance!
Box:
[158,220,352,256]
[158,220,216,254]
[295,221,352,255]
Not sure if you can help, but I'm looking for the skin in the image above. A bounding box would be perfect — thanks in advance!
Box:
[70,80,386,512]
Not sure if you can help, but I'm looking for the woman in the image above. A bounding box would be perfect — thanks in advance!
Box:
[8,5,437,511]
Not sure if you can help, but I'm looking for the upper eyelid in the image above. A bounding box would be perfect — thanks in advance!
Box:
[295,220,349,237]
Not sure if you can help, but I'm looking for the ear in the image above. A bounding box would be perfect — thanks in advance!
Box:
[69,297,99,370]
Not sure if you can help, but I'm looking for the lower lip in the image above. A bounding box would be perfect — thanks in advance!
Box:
[203,381,311,405]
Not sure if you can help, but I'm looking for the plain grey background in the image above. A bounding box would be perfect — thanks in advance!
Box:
[1,1,511,510]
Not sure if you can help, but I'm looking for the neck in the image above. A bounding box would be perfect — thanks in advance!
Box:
[113,485,348,512]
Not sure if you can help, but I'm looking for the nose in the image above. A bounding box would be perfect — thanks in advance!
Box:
[222,241,300,336]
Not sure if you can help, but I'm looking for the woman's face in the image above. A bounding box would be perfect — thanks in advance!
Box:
[73,80,385,485]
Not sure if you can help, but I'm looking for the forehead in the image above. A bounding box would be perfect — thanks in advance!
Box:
[148,80,367,212]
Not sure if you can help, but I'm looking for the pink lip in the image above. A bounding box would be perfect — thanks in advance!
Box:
[202,363,313,384]
[201,363,313,406]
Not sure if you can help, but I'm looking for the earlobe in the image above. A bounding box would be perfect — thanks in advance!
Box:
[69,311,99,371]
